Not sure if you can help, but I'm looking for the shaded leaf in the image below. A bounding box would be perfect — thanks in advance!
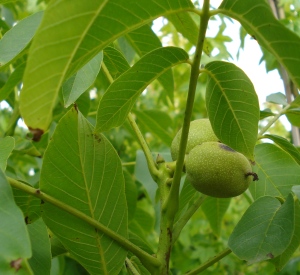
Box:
[13,182,41,225]
[126,25,175,101]
[40,108,128,275]
[129,256,151,275]
[266,92,287,106]
[262,134,300,165]
[20,0,193,131]
[13,137,41,157]
[286,94,300,127]
[134,109,174,146]
[250,143,300,200]
[96,47,188,133]
[205,61,260,160]
[27,219,51,275]
[228,194,294,264]
[0,11,43,69]
[201,197,231,237]
[50,234,67,258]
[0,169,32,274]
[0,136,14,171]
[103,47,130,79]
[123,169,137,221]
[260,109,275,120]
[62,52,103,107]
[0,62,25,102]
[270,199,300,271]
[219,0,300,89]
[128,231,154,255]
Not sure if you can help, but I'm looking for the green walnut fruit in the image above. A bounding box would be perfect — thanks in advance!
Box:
[186,142,256,198]
[171,119,218,161]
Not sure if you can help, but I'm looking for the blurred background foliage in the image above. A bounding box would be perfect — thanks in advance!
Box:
[0,0,299,274]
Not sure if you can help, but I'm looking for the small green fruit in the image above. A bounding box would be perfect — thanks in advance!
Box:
[186,142,255,198]
[171,119,218,161]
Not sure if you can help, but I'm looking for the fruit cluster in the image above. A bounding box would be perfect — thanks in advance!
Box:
[171,119,257,198]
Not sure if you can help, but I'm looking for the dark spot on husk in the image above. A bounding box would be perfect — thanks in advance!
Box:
[28,127,44,142]
[36,189,41,195]
[219,144,235,152]
[10,258,22,271]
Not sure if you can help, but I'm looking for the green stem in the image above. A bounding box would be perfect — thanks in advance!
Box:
[7,177,160,273]
[185,248,232,275]
[127,113,159,180]
[164,0,211,222]
[125,258,141,275]
[122,161,136,166]
[172,195,207,243]
[257,104,290,138]
[156,1,211,273]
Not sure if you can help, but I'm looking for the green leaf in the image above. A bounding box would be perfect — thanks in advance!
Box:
[50,234,67,258]
[40,108,128,275]
[62,52,103,107]
[0,11,43,69]
[175,176,198,223]
[27,219,51,275]
[0,62,25,102]
[134,109,174,146]
[262,134,300,165]
[20,0,194,131]
[204,61,260,160]
[201,197,231,237]
[123,169,137,221]
[13,137,41,157]
[167,12,198,45]
[266,92,287,106]
[293,186,300,201]
[13,182,41,225]
[250,143,300,200]
[0,136,14,171]
[270,199,300,271]
[128,231,154,255]
[103,47,130,79]
[126,25,175,101]
[260,109,275,120]
[228,194,294,264]
[219,0,300,89]
[0,169,32,274]
[96,47,188,132]
[286,94,300,127]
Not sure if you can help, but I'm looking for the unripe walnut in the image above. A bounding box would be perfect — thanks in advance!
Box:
[186,142,256,198]
[171,119,218,161]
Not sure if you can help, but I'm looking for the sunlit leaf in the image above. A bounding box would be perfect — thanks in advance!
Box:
[96,47,188,133]
[40,108,128,275]
[219,0,300,89]
[201,197,231,237]
[0,11,43,69]
[228,194,294,264]
[260,109,275,120]
[250,143,300,200]
[27,218,51,275]
[0,136,14,171]
[20,0,194,131]
[0,169,32,274]
[204,61,260,160]
[62,52,103,107]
